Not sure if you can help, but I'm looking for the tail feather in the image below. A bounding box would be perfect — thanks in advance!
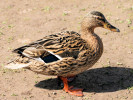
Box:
[4,62,31,69]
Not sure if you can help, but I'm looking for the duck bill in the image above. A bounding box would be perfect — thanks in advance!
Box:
[103,21,120,32]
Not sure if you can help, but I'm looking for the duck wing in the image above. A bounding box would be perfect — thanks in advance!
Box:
[13,31,88,62]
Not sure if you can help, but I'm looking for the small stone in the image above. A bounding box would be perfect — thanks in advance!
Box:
[128,51,132,54]
[53,92,57,95]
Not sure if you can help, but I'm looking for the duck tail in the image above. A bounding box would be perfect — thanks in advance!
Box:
[4,62,31,69]
[4,56,31,69]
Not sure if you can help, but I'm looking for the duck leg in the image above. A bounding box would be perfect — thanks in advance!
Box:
[57,76,76,83]
[59,76,83,96]
[67,75,76,82]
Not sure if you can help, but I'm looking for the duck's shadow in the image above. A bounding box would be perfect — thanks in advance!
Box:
[35,67,133,93]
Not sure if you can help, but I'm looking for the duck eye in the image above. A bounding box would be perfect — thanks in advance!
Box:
[97,17,105,22]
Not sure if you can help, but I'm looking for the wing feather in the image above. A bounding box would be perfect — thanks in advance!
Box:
[13,31,88,60]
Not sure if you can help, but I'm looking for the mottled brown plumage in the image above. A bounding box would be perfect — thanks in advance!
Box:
[5,11,120,96]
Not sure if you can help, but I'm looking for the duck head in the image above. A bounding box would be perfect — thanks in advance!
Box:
[81,11,120,33]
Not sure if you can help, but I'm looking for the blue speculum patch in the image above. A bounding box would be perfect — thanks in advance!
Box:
[41,54,59,63]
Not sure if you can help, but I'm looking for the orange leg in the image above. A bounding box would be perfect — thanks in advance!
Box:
[57,76,76,82]
[67,75,76,82]
[59,76,83,96]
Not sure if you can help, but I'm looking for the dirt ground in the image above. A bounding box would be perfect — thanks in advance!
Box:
[0,0,133,100]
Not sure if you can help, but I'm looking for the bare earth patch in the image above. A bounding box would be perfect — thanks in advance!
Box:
[0,0,133,100]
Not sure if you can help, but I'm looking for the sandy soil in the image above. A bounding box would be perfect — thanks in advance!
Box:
[0,0,133,100]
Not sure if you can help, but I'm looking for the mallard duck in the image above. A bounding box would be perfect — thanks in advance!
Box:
[5,11,120,96]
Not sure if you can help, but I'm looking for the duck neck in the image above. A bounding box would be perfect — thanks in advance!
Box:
[81,27,95,39]
[81,26,102,52]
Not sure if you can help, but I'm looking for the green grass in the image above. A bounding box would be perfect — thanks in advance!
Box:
[11,93,18,96]
[127,6,133,11]
[116,62,123,65]
[7,36,14,43]
[61,96,66,99]
[63,12,69,16]
[103,32,108,35]
[101,3,105,6]
[80,8,86,11]
[127,86,133,90]
[2,21,7,24]
[1,94,6,96]
[107,16,110,20]
[102,58,111,67]
[41,6,52,12]
[1,68,10,73]
[83,97,89,100]
[126,19,132,24]
[102,64,110,68]
[35,75,40,79]
[8,25,14,28]
[1,63,4,68]
[117,6,121,9]
[35,81,38,83]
